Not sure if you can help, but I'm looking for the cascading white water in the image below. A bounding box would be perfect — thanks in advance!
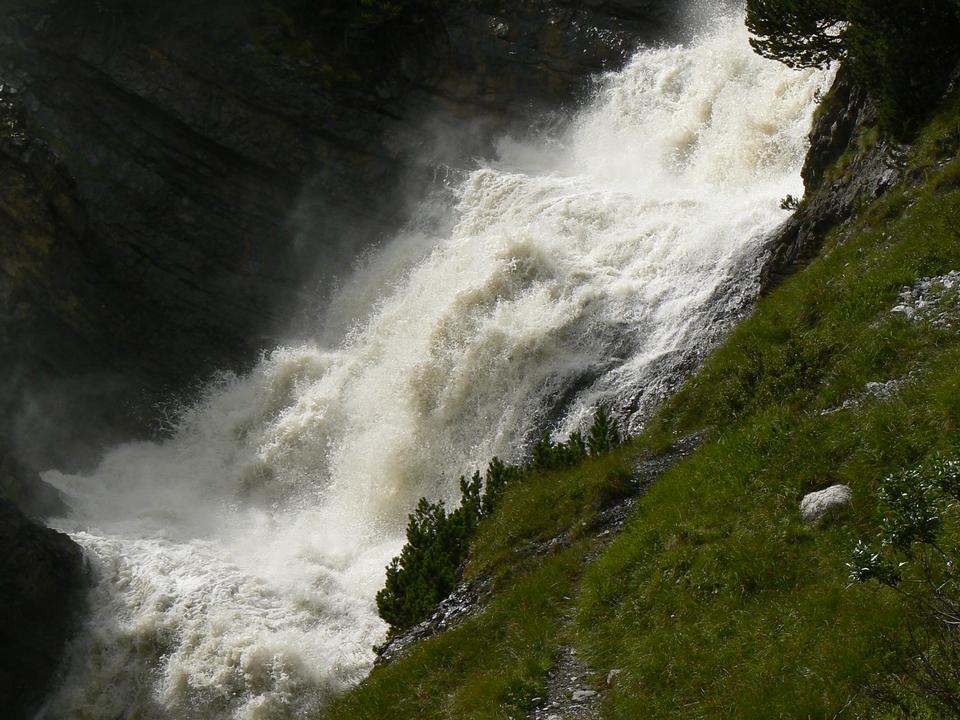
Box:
[42,11,831,720]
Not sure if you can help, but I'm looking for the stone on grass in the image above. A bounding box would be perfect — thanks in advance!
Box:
[800,484,853,524]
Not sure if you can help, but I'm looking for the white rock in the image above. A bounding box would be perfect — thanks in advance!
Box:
[572,689,597,702]
[606,669,622,686]
[800,484,853,524]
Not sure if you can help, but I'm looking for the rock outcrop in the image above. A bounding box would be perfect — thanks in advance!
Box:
[892,270,960,329]
[0,0,685,473]
[760,66,903,292]
[0,447,68,519]
[0,500,88,719]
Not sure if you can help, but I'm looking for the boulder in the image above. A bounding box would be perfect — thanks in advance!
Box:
[0,500,88,719]
[800,484,853,524]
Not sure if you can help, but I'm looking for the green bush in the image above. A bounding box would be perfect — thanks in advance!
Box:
[376,475,484,632]
[851,458,960,716]
[530,431,586,472]
[746,0,960,136]
[376,407,624,633]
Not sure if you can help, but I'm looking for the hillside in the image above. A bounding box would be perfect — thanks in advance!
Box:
[322,55,960,720]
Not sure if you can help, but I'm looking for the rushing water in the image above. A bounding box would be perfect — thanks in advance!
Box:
[42,10,830,720]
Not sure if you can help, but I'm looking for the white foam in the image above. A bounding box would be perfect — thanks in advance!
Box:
[44,12,831,719]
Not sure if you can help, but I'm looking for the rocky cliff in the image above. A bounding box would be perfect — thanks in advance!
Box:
[760,66,904,290]
[0,500,88,719]
[0,0,687,478]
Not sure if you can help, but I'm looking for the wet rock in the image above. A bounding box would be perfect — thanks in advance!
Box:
[375,575,492,665]
[0,445,68,519]
[801,67,876,194]
[0,500,88,719]
[761,66,903,293]
[800,484,853,524]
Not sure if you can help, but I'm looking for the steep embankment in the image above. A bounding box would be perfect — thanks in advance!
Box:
[324,51,960,720]
[38,12,823,719]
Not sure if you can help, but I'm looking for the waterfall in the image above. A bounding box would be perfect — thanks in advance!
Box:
[42,11,830,720]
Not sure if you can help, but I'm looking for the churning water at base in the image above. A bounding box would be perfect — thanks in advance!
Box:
[43,13,830,720]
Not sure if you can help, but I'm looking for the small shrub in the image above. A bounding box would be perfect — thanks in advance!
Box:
[850,458,960,717]
[586,405,622,456]
[780,194,801,211]
[376,406,627,632]
[376,471,484,632]
[531,430,587,471]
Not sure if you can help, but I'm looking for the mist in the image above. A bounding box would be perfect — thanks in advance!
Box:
[39,5,830,718]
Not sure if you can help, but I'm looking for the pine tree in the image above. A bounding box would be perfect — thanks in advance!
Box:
[746,0,960,135]
[587,405,621,456]
[377,407,628,632]
[481,457,512,516]
[746,0,845,69]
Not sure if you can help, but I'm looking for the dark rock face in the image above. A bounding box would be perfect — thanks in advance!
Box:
[0,446,68,519]
[0,500,88,719]
[0,0,683,474]
[760,67,903,291]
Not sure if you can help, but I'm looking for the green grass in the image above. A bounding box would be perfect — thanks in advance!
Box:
[321,93,960,720]
[325,547,575,720]
[322,449,637,719]
[467,450,634,582]
[576,92,960,719]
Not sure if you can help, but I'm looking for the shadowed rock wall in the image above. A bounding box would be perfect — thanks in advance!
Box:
[0,0,685,477]
[0,500,88,719]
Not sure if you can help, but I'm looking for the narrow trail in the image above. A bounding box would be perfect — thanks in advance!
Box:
[526,434,703,720]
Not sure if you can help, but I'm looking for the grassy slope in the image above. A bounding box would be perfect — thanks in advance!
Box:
[321,92,960,719]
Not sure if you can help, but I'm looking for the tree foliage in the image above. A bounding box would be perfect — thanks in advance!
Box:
[746,0,960,135]
[531,430,587,472]
[376,406,624,632]
[746,0,845,69]
[850,458,960,716]
[586,405,622,456]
